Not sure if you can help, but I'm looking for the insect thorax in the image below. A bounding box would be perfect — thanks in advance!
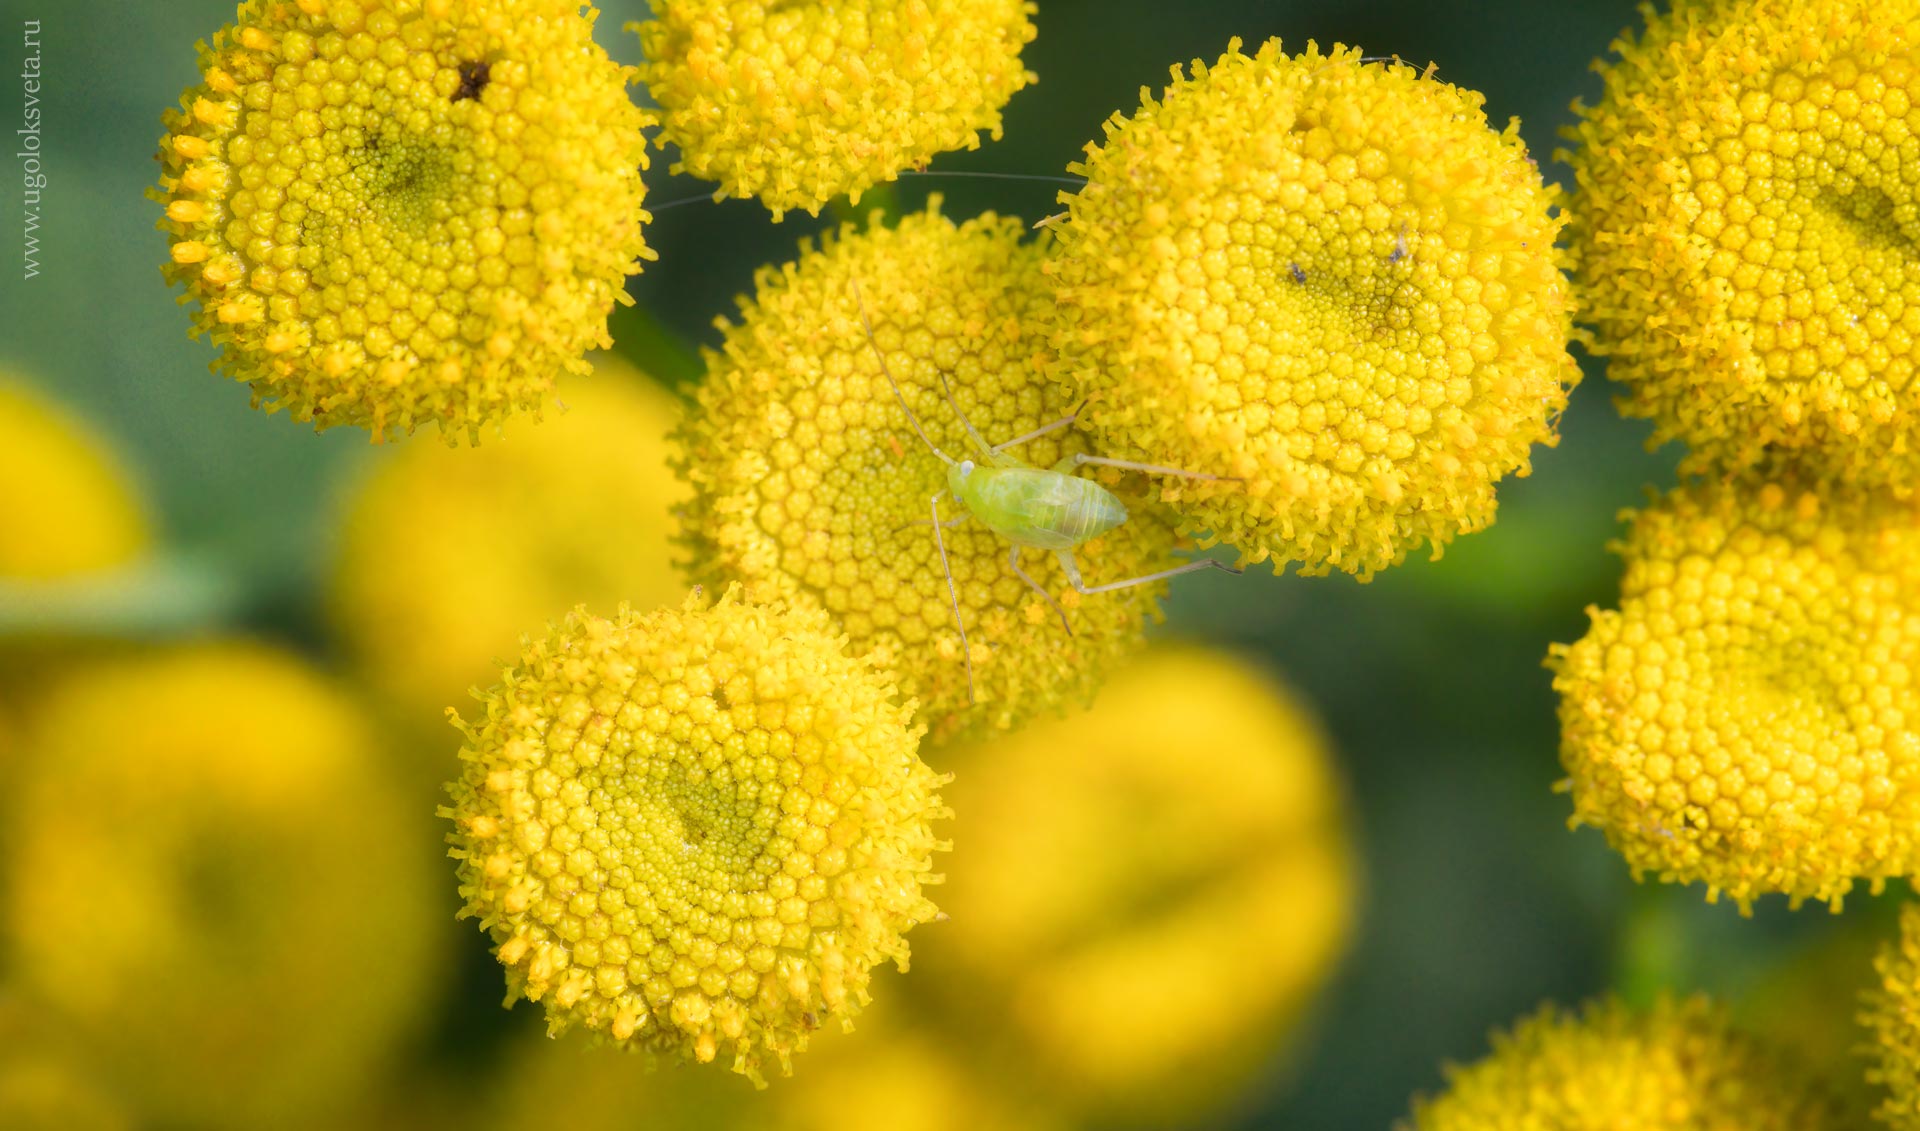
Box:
[955,464,1128,551]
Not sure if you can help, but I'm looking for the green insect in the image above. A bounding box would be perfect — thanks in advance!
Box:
[851,278,1243,702]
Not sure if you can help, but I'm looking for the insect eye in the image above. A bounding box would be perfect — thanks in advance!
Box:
[958,460,975,477]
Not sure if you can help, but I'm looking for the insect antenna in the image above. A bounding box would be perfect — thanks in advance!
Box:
[850,277,956,466]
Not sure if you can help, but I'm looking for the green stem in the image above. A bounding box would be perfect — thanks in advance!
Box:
[1613,885,1689,1008]
[0,556,244,638]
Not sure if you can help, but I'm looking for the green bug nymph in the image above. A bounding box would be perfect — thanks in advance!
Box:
[853,279,1243,701]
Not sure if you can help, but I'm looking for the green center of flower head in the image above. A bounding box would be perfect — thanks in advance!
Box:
[354,128,459,234]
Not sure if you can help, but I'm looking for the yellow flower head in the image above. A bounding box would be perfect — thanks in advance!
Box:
[1402,996,1842,1130]
[1549,480,1920,910]
[924,647,1356,1124]
[443,589,946,1083]
[677,203,1184,743]
[154,0,653,441]
[0,377,147,581]
[1048,38,1576,578]
[1565,0,1920,484]
[330,354,685,729]
[1866,902,1920,1127]
[635,0,1036,220]
[3,642,442,1130]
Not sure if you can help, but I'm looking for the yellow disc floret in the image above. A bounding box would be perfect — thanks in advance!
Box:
[330,354,686,729]
[636,0,1036,220]
[154,0,653,440]
[1549,480,1920,910]
[3,642,442,1131]
[1866,902,1920,1128]
[924,646,1356,1126]
[0,377,147,580]
[678,203,1185,743]
[1565,0,1920,485]
[1048,38,1576,578]
[444,590,946,1083]
[1402,995,1843,1130]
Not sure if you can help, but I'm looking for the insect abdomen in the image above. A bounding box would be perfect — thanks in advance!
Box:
[963,467,1128,551]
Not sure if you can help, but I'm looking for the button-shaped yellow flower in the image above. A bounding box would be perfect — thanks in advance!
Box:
[1565,0,1920,485]
[4,642,442,1131]
[677,203,1185,743]
[1403,996,1843,1130]
[0,376,147,581]
[444,590,946,1083]
[1048,38,1576,578]
[924,646,1355,1126]
[330,354,685,733]
[636,0,1036,219]
[1866,902,1920,1128]
[153,0,653,441]
[1549,480,1920,910]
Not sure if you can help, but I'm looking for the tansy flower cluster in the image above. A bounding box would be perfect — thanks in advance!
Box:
[154,0,653,440]
[677,203,1184,742]
[1565,0,1920,487]
[1549,481,1920,910]
[1048,38,1577,578]
[1402,996,1843,1130]
[636,0,1037,219]
[442,591,947,1084]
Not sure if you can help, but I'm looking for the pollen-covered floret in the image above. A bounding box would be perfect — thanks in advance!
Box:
[1402,996,1843,1130]
[677,202,1186,743]
[636,0,1036,220]
[4,643,441,1131]
[1048,38,1576,578]
[1549,480,1920,909]
[443,590,946,1084]
[330,354,685,730]
[925,647,1355,1126]
[0,376,148,581]
[1564,0,1920,485]
[153,0,653,441]
[1865,902,1920,1128]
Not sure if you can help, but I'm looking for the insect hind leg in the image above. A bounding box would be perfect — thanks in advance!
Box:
[930,493,976,705]
[1052,452,1242,482]
[1009,545,1072,636]
[1056,549,1244,596]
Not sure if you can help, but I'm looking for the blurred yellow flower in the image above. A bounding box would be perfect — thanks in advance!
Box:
[0,377,147,581]
[636,0,1037,219]
[1740,911,1891,1124]
[154,0,653,440]
[2,642,443,1130]
[1402,995,1842,1130]
[678,203,1184,743]
[1048,38,1576,578]
[444,590,946,1083]
[480,968,1061,1131]
[924,646,1355,1125]
[330,354,685,732]
[1866,902,1920,1127]
[1549,480,1920,909]
[1565,0,1920,484]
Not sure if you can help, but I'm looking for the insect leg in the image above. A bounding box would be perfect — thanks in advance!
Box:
[1056,550,1244,595]
[1052,452,1243,482]
[898,513,971,532]
[1009,545,1072,636]
[992,412,1080,453]
[931,493,975,705]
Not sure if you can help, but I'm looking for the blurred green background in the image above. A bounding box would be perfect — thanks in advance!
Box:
[0,0,1900,1127]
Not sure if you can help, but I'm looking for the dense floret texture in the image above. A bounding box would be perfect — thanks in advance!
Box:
[443,592,946,1083]
[1549,480,1920,909]
[1048,38,1576,577]
[153,0,653,440]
